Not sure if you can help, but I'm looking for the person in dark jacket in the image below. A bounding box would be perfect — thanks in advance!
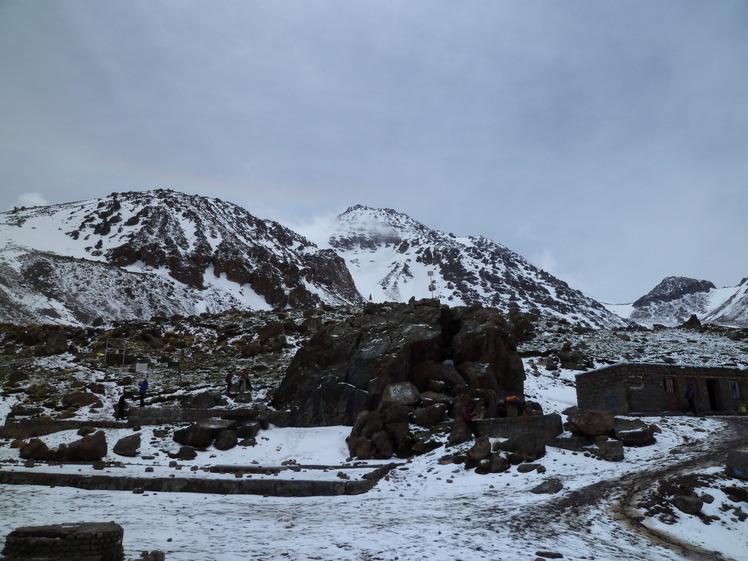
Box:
[685,384,696,415]
[461,405,480,437]
[225,371,234,395]
[115,392,128,420]
[138,379,148,407]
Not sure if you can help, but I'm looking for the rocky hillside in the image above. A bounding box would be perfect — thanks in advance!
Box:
[326,205,627,328]
[613,276,748,328]
[0,189,363,324]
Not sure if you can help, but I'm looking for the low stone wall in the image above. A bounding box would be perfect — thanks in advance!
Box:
[472,414,563,443]
[0,407,291,439]
[0,464,396,497]
[0,419,125,439]
[2,522,124,561]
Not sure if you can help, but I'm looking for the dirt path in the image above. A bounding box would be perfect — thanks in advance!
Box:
[499,417,748,561]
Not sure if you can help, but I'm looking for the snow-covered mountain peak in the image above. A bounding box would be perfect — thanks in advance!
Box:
[323,206,627,328]
[0,189,363,324]
[329,205,434,250]
[633,276,715,307]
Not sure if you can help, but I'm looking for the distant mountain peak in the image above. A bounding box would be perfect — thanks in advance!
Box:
[633,276,716,307]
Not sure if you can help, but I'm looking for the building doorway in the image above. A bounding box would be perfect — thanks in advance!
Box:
[706,379,724,411]
[663,377,679,411]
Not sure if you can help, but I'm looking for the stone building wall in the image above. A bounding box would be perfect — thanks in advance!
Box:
[576,363,748,414]
[2,522,124,561]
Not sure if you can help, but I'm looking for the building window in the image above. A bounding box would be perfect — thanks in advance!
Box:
[664,377,676,393]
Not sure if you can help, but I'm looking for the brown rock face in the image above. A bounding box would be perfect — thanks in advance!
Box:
[272,300,525,426]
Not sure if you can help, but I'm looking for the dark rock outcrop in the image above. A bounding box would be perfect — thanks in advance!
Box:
[272,300,525,427]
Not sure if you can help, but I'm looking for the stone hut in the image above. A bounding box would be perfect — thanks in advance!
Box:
[576,363,748,415]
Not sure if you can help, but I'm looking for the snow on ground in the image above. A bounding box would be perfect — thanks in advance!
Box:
[641,465,748,560]
[1,326,748,560]
[1,406,746,559]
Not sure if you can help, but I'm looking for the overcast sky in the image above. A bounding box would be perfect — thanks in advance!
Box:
[1,1,747,303]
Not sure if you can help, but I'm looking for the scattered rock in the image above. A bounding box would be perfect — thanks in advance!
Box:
[672,495,703,515]
[466,436,492,462]
[113,433,141,457]
[214,429,238,451]
[531,478,564,494]
[177,446,198,460]
[590,439,624,462]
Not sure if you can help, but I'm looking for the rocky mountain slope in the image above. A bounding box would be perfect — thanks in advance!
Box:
[2,189,745,329]
[326,205,627,328]
[0,189,363,324]
[611,276,748,328]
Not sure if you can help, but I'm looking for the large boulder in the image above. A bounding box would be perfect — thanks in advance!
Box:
[181,391,221,409]
[466,436,492,462]
[19,438,50,460]
[496,432,546,461]
[113,433,141,457]
[672,495,703,515]
[591,438,624,462]
[382,382,420,406]
[411,403,448,428]
[56,430,107,462]
[447,419,474,446]
[272,300,525,426]
[726,450,748,480]
[173,419,236,449]
[213,429,238,451]
[565,409,615,439]
[60,390,103,410]
[614,418,656,446]
[347,403,415,459]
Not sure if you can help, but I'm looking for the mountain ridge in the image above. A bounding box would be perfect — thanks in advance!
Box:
[326,205,626,327]
[1,190,746,328]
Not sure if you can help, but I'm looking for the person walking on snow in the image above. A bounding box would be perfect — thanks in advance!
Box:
[225,370,234,395]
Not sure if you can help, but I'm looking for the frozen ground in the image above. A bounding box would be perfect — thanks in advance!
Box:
[1,402,747,559]
[1,323,747,560]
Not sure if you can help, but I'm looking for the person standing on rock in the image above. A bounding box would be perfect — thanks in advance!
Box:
[138,378,148,407]
[225,370,234,395]
[461,404,480,437]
